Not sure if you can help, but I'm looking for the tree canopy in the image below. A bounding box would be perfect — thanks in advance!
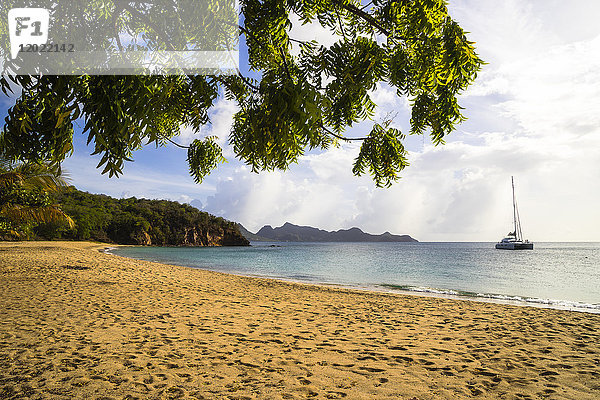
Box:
[0,0,483,187]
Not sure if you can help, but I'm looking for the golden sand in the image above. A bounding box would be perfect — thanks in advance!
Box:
[0,241,599,399]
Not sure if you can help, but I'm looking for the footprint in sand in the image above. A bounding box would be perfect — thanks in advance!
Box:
[325,390,347,398]
[165,386,185,399]
[358,366,386,373]
[297,377,312,385]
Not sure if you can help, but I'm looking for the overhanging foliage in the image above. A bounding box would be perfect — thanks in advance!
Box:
[0,0,483,187]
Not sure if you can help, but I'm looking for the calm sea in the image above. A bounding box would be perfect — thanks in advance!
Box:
[111,242,600,313]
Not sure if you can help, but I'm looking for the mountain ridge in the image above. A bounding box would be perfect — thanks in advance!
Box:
[235,223,273,242]
[245,222,417,242]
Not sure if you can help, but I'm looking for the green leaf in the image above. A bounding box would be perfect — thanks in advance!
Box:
[187,137,226,184]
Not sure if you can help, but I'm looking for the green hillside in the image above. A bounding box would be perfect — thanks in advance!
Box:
[34,187,249,246]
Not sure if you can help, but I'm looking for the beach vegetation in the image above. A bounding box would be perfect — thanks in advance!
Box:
[0,0,483,188]
[0,158,74,239]
[43,187,249,246]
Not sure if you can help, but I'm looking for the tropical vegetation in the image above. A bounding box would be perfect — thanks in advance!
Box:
[37,187,249,246]
[0,158,74,239]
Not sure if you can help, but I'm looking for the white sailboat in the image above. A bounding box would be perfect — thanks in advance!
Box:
[495,177,533,250]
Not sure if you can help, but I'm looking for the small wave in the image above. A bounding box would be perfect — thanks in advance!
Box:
[385,285,462,296]
[476,292,600,311]
[100,247,118,254]
[380,284,600,313]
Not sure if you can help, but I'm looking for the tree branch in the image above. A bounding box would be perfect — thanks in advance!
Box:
[332,0,391,37]
[237,72,260,92]
[335,8,348,40]
[321,125,369,142]
[165,137,189,149]
[361,1,374,11]
[278,47,292,81]
[209,22,260,93]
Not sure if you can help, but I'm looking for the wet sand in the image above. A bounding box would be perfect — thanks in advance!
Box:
[1,241,599,399]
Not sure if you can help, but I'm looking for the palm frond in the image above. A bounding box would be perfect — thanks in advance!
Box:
[0,203,75,228]
[0,157,74,233]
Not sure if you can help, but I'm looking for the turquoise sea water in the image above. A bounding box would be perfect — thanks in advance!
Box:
[112,242,600,313]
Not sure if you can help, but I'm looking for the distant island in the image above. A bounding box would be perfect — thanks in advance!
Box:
[238,222,417,242]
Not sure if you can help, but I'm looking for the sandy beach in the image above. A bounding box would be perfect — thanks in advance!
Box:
[1,242,599,399]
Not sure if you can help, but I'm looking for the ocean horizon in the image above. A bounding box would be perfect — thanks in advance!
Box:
[112,241,600,314]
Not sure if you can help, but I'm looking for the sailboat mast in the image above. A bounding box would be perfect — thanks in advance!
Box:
[512,176,517,239]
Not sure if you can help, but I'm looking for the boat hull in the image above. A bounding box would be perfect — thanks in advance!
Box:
[495,242,534,250]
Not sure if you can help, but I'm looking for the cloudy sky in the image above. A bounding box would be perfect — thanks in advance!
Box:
[8,1,600,241]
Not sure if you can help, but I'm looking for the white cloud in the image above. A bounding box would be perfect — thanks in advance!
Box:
[288,14,339,56]
[368,83,411,131]
[176,99,239,158]
[449,0,554,64]
[203,147,370,232]
[497,36,600,136]
[455,0,600,140]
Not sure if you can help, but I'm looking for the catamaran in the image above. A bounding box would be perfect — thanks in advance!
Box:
[495,177,533,250]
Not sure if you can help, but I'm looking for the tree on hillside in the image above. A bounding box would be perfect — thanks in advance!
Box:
[0,158,74,239]
[0,0,483,187]
[51,187,249,245]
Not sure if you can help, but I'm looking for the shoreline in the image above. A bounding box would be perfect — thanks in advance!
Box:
[2,241,599,399]
[106,245,600,315]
